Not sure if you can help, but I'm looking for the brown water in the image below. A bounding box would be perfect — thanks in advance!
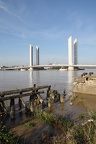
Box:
[0,69,96,123]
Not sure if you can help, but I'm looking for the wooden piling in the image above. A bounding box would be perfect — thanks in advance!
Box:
[47,98,51,108]
[20,98,28,111]
[29,102,34,112]
[49,91,55,102]
[47,86,51,98]
[10,98,15,119]
[18,92,22,110]
[30,84,37,102]
[60,94,65,103]
[10,98,15,112]
[63,89,66,97]
[0,101,8,114]
[0,84,51,118]
[18,98,22,110]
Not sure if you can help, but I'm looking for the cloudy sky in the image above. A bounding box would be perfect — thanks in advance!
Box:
[0,0,96,66]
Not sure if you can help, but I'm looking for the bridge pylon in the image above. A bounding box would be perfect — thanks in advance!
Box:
[68,66,74,71]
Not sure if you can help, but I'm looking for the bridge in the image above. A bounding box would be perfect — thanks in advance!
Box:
[1,64,96,71]
[30,64,96,68]
[27,37,96,71]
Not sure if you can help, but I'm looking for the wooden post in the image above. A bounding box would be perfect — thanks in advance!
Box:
[47,86,51,98]
[33,84,36,92]
[20,98,28,111]
[10,98,15,112]
[47,98,51,108]
[29,86,35,112]
[60,94,65,103]
[18,92,22,110]
[0,102,6,113]
[50,91,55,103]
[63,89,66,97]
[30,84,37,102]
[0,102,3,112]
[0,101,8,114]
[29,101,34,112]
[0,95,8,114]
[18,98,22,110]
[10,98,15,119]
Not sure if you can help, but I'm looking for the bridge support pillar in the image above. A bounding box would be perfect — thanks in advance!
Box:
[29,67,33,71]
[68,66,74,71]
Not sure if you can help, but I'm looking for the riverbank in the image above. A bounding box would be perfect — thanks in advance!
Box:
[1,109,96,144]
[73,93,96,110]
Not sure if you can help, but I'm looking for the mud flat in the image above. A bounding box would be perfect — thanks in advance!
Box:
[10,118,54,144]
[73,72,96,110]
[73,93,96,110]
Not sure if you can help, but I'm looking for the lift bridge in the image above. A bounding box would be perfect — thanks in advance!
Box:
[1,64,96,71]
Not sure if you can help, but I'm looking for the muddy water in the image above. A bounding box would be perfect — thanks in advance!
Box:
[0,69,96,124]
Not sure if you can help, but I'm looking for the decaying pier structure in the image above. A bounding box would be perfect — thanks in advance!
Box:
[0,84,51,118]
[0,84,65,119]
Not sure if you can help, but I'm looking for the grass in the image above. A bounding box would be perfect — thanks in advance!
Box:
[34,109,96,144]
[0,122,20,144]
[24,122,36,128]
[1,107,96,144]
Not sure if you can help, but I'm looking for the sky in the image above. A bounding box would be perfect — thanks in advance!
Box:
[0,0,96,66]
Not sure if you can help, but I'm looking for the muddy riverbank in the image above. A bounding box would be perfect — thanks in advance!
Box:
[73,93,96,111]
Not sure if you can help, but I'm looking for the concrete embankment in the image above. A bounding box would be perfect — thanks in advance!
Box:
[73,73,96,95]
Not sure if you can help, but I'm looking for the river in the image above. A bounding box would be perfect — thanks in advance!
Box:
[0,69,96,122]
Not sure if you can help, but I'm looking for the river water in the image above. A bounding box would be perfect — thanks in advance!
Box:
[0,69,96,122]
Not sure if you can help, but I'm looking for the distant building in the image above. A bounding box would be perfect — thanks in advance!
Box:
[36,45,39,65]
[74,38,78,65]
[29,44,33,66]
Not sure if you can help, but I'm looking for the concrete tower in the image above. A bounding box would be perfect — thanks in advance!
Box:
[68,36,74,70]
[36,45,39,65]
[29,44,33,68]
[74,38,78,65]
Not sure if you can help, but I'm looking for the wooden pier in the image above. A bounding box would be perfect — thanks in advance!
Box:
[0,84,51,119]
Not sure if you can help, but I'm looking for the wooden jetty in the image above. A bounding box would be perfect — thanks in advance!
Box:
[0,84,51,118]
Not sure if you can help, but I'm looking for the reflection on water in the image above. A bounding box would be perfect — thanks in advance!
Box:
[0,69,96,122]
[29,70,33,86]
[35,71,40,85]
[68,71,73,92]
[74,71,78,78]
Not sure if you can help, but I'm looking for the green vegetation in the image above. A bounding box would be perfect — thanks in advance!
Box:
[24,121,36,128]
[35,109,96,144]
[35,108,74,131]
[1,108,96,144]
[0,122,19,144]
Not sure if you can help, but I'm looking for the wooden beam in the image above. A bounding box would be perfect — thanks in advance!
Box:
[0,85,51,96]
[0,91,44,101]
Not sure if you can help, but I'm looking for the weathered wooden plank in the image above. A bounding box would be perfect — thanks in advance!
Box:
[0,85,51,96]
[0,91,44,101]
[0,101,8,113]
[10,98,15,112]
[20,98,26,108]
